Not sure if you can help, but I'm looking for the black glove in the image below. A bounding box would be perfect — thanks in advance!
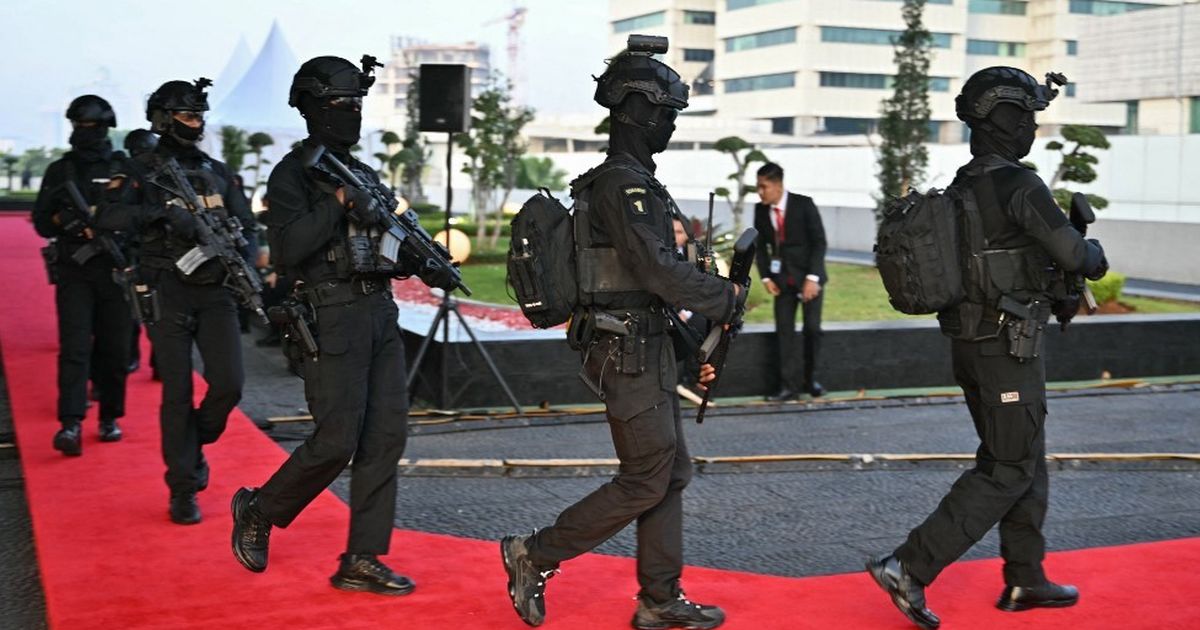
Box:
[1084,238,1108,281]
[344,187,387,228]
[166,204,198,239]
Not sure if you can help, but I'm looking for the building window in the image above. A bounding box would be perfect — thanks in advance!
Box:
[966,39,1027,57]
[823,117,877,135]
[1125,101,1139,135]
[683,10,716,25]
[771,117,795,135]
[725,27,797,52]
[1192,97,1200,134]
[684,49,715,62]
[820,26,952,49]
[724,72,796,93]
[613,11,665,33]
[819,72,950,92]
[1066,40,1078,56]
[1065,83,1076,98]
[928,121,943,142]
[727,0,789,10]
[968,0,1027,15]
[1069,1,1158,15]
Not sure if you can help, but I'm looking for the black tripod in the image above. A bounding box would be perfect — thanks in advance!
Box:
[405,132,522,414]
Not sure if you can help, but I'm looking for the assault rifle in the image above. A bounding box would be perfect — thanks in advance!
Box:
[1053,192,1098,330]
[148,157,267,323]
[695,227,757,423]
[59,180,128,269]
[300,143,470,296]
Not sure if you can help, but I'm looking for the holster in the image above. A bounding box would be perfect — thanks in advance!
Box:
[998,295,1051,362]
[128,270,162,324]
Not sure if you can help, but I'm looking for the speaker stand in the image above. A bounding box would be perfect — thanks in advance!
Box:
[405,132,523,414]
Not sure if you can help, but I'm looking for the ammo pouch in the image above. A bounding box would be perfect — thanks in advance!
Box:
[41,243,59,285]
[997,295,1051,362]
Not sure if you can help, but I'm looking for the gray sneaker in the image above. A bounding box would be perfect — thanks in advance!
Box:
[632,591,726,630]
[500,534,556,626]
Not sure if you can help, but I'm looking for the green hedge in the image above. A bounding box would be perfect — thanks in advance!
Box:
[1087,271,1125,305]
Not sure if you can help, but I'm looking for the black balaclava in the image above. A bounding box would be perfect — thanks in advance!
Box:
[68,126,112,162]
[302,97,361,155]
[608,93,677,172]
[969,102,1036,161]
[170,118,205,146]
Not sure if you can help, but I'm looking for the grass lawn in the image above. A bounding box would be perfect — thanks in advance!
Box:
[457,253,1200,323]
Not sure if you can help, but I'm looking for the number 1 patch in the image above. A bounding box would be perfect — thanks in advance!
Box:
[631,199,646,214]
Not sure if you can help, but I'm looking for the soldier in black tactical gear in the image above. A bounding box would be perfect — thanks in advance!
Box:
[103,78,255,525]
[230,55,436,596]
[122,128,157,373]
[867,67,1109,630]
[501,36,742,630]
[33,94,135,456]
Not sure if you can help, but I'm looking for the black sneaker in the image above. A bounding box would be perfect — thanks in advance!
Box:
[230,487,271,572]
[997,581,1079,612]
[99,418,123,442]
[330,554,416,596]
[169,492,201,525]
[501,534,556,626]
[632,591,726,630]
[866,555,940,630]
[53,422,83,456]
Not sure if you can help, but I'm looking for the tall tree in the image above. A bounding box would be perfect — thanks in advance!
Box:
[713,136,768,233]
[245,132,275,197]
[876,0,933,220]
[399,71,432,203]
[219,125,248,175]
[2,155,18,190]
[456,76,535,247]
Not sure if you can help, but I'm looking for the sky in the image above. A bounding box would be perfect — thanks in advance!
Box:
[0,0,609,149]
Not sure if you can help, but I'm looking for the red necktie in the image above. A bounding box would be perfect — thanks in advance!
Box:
[773,206,785,244]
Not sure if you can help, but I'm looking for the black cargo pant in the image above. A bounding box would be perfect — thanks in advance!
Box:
[55,267,133,426]
[527,333,692,603]
[773,287,822,391]
[895,337,1049,587]
[256,291,409,555]
[146,270,244,495]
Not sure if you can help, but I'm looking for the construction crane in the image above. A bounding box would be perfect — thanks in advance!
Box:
[483,4,528,104]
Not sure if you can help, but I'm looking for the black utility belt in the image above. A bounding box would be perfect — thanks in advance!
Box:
[300,277,391,308]
[594,308,667,336]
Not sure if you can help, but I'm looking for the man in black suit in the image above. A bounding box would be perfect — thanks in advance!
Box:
[753,162,827,401]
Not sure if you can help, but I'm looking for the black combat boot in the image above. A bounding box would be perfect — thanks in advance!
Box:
[997,581,1079,612]
[632,590,726,630]
[501,534,557,626]
[98,418,122,442]
[330,554,415,595]
[169,492,201,525]
[866,555,940,630]
[53,422,82,456]
[230,487,271,572]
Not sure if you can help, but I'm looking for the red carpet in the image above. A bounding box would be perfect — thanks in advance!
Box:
[2,214,1198,629]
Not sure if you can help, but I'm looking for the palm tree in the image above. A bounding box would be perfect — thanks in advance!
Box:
[246,132,275,196]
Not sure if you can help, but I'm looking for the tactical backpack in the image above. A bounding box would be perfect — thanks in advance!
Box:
[874,184,985,315]
[507,162,649,329]
[508,188,578,329]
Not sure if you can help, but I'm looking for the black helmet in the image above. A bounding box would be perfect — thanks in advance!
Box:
[956,67,1067,122]
[124,128,158,156]
[288,55,380,108]
[66,95,117,128]
[146,78,211,133]
[594,35,688,111]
